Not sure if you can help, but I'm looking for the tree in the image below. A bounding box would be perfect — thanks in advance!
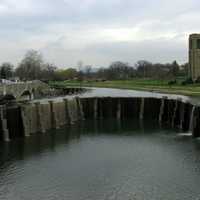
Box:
[55,68,78,81]
[41,63,57,81]
[15,50,43,80]
[180,63,189,77]
[106,61,135,80]
[135,60,152,78]
[64,68,78,79]
[0,62,14,79]
[169,60,179,78]
[84,65,92,79]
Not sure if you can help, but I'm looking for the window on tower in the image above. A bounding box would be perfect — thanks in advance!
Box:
[197,39,200,49]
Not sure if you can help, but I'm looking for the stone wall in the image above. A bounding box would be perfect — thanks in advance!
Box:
[0,80,50,100]
[0,97,200,141]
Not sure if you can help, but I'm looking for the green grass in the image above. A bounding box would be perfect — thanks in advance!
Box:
[49,79,200,97]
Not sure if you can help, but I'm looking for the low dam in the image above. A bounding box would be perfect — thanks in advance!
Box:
[0,91,199,141]
[1,88,200,200]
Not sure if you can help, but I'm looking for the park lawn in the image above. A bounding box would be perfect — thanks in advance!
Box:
[50,79,200,97]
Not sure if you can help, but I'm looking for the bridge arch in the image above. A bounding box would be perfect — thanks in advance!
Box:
[19,90,33,100]
[31,88,36,99]
[2,94,16,101]
[0,80,49,101]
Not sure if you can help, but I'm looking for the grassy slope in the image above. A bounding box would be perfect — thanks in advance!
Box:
[50,79,200,97]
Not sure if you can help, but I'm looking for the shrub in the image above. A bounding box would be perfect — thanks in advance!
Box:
[181,78,193,85]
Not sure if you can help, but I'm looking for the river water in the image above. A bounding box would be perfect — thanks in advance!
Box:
[33,87,200,105]
[1,119,200,200]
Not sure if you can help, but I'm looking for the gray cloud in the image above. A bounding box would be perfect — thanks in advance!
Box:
[0,0,199,67]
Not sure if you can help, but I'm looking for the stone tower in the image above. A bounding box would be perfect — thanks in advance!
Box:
[189,34,200,80]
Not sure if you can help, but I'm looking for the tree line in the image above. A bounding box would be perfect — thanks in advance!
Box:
[0,50,188,81]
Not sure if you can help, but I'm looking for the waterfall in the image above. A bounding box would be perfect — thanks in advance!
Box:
[49,101,60,129]
[179,103,185,130]
[99,98,103,119]
[159,97,166,124]
[67,98,79,124]
[94,98,98,120]
[116,99,121,120]
[3,85,6,96]
[189,106,195,133]
[29,104,39,134]
[76,97,85,120]
[171,100,178,128]
[139,98,145,120]
[35,102,45,133]
[40,103,52,130]
[21,105,31,137]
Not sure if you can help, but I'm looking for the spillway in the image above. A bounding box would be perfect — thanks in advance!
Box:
[0,89,199,141]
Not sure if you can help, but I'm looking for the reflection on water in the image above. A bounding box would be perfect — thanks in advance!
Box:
[1,119,200,200]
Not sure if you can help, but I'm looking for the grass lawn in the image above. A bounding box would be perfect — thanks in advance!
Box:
[49,79,200,97]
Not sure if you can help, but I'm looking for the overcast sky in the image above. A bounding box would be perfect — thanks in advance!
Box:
[0,0,199,68]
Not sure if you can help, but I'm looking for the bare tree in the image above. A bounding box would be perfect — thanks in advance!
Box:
[105,61,135,80]
[84,65,92,79]
[0,62,14,79]
[135,60,152,78]
[41,63,57,81]
[16,50,43,80]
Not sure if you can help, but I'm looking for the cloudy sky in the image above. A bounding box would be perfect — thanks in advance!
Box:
[0,0,199,68]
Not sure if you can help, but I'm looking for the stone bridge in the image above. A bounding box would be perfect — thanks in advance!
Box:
[0,80,50,101]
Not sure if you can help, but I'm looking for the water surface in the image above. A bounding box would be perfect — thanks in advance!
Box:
[0,120,200,200]
[33,87,200,105]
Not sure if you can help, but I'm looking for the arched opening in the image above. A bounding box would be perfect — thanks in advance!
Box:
[1,94,16,101]
[20,90,32,101]
[31,88,35,100]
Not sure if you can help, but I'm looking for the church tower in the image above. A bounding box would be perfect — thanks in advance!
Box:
[189,34,200,80]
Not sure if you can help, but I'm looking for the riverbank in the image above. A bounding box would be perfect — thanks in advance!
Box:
[50,79,200,97]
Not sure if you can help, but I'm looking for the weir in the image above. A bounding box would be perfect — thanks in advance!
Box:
[67,98,79,124]
[179,102,185,130]
[139,98,144,120]
[171,99,179,128]
[189,106,196,133]
[0,96,200,141]
[93,98,98,120]
[116,99,121,120]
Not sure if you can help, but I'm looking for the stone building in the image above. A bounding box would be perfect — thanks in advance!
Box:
[189,33,200,80]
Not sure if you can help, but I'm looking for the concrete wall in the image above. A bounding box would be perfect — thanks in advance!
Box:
[1,96,200,141]
[21,103,39,136]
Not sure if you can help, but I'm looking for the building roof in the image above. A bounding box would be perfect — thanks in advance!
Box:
[190,33,200,38]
